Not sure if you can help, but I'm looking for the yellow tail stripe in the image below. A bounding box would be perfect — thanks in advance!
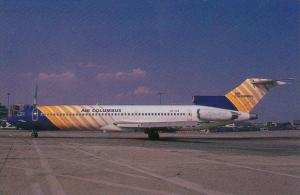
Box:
[232,89,252,111]
[39,106,65,129]
[238,85,256,108]
[60,106,85,129]
[225,93,247,112]
[70,106,96,130]
[241,83,258,103]
[244,81,261,101]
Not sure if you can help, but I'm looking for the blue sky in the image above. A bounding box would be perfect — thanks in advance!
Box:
[0,0,299,122]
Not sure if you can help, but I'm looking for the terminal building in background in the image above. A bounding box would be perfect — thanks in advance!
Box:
[0,103,8,119]
[0,103,31,120]
[10,104,31,116]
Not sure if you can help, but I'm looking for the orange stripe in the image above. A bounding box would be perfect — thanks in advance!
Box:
[60,105,85,129]
[88,112,102,129]
[244,81,261,101]
[232,89,252,111]
[91,106,109,125]
[38,106,65,129]
[98,114,109,125]
[50,106,73,129]
[238,85,256,107]
[225,93,247,112]
[70,106,95,130]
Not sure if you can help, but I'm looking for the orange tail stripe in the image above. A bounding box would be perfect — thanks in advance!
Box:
[244,81,261,101]
[60,106,85,129]
[225,93,247,112]
[39,106,65,129]
[50,106,73,129]
[238,85,257,107]
[232,89,252,111]
[70,106,96,130]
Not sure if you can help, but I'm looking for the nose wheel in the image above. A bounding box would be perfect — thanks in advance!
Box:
[31,130,38,138]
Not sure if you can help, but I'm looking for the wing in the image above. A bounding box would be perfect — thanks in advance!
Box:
[113,121,198,130]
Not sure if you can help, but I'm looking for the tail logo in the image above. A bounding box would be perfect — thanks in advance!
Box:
[226,78,287,113]
[234,92,253,98]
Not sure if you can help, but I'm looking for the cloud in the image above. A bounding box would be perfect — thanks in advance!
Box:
[133,86,154,96]
[37,72,76,81]
[118,86,156,97]
[96,68,146,81]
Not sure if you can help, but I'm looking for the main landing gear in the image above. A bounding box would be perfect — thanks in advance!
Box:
[147,130,160,140]
[31,130,38,138]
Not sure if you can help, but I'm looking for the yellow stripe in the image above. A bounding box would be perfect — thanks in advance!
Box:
[38,106,65,129]
[239,85,256,107]
[47,106,70,129]
[88,112,102,129]
[244,81,261,101]
[60,105,85,129]
[70,106,96,130]
[90,106,109,125]
[225,93,247,112]
[51,106,73,129]
[232,89,252,111]
[238,86,256,109]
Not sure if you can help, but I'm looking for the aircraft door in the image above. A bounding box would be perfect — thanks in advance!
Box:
[187,109,192,121]
[32,108,39,122]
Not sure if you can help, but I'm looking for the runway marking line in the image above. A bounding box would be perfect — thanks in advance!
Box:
[198,158,300,180]
[62,142,225,195]
[33,141,67,195]
[49,156,149,179]
[57,174,179,195]
[5,165,176,195]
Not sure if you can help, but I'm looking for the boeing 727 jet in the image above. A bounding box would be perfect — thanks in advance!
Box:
[7,78,287,139]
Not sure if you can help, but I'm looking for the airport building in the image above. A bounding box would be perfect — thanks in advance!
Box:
[10,104,31,116]
[0,103,8,119]
[0,103,32,119]
[293,120,300,130]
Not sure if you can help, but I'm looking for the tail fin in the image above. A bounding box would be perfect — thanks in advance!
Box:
[225,78,287,112]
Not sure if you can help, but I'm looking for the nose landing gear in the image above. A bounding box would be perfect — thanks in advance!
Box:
[146,130,160,140]
[31,130,38,138]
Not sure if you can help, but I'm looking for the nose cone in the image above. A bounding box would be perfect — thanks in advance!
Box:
[249,113,258,120]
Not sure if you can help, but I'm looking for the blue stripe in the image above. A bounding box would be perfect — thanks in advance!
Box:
[193,96,238,111]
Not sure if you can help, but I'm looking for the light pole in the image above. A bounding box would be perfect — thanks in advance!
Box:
[157,92,165,105]
[7,93,10,117]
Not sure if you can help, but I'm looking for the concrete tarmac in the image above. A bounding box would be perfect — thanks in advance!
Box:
[0,130,299,195]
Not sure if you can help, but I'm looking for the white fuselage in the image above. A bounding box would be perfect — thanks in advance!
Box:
[46,105,252,132]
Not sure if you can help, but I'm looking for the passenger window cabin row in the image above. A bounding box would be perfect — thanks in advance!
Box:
[43,112,191,117]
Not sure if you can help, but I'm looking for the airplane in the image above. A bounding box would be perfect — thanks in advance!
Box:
[6,78,288,140]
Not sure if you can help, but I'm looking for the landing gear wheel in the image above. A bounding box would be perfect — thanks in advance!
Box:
[147,131,160,140]
[31,131,38,138]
